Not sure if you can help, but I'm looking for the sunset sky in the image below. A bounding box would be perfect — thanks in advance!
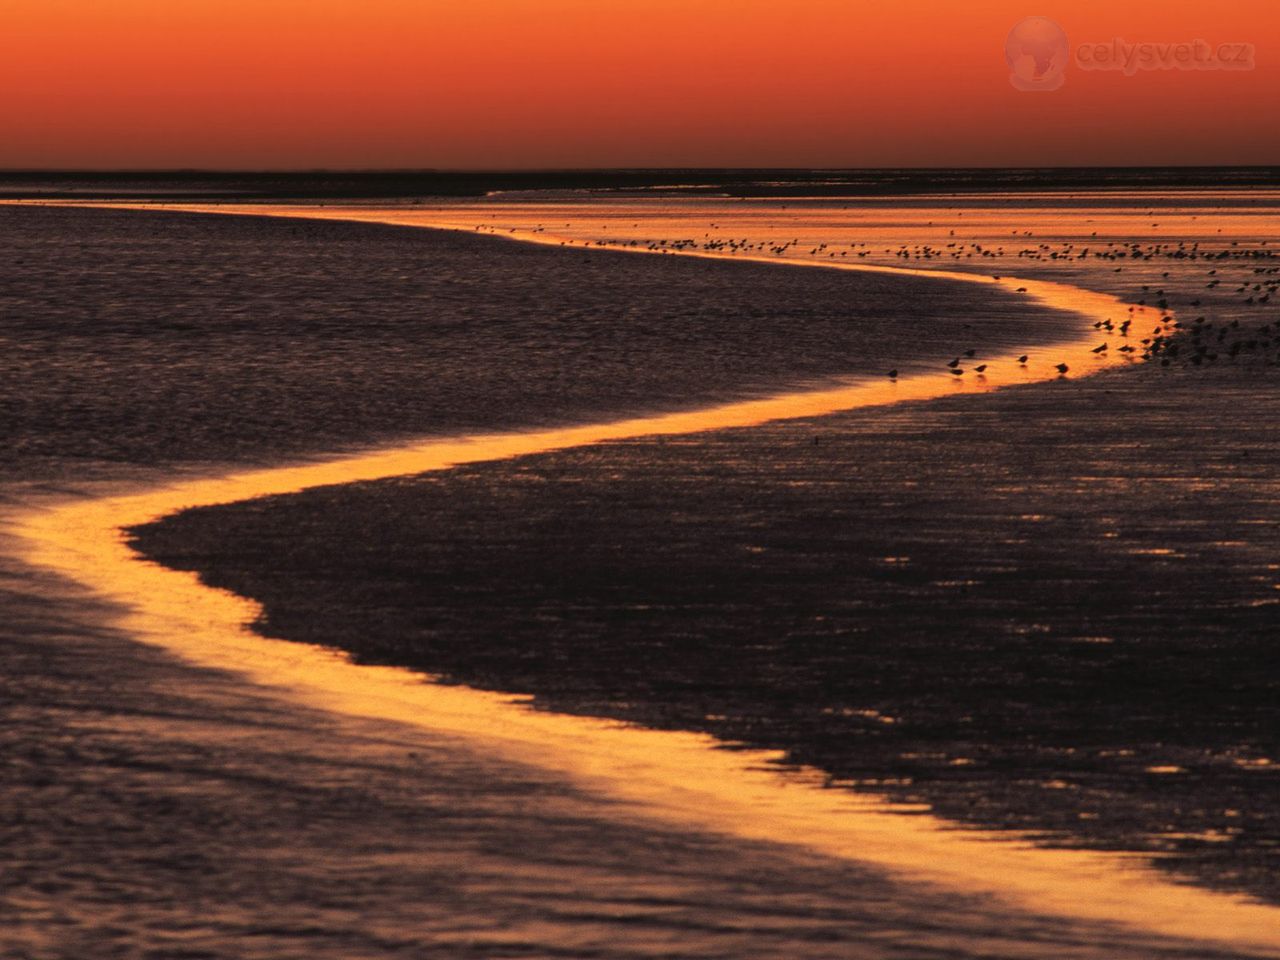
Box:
[2,0,1276,169]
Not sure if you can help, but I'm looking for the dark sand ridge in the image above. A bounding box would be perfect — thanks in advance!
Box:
[9,203,1280,955]
[135,363,1280,900]
[0,202,1088,485]
[180,202,1276,906]
[20,376,1280,958]
[118,204,1274,913]
[2,203,1207,958]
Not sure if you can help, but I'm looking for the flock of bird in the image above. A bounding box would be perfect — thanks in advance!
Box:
[470,218,1280,384]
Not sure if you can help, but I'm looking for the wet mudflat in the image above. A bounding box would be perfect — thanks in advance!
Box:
[0,204,1056,483]
[8,203,1210,959]
[135,360,1280,906]
[17,567,1218,960]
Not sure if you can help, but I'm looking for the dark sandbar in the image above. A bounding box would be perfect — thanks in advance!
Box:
[134,361,1280,906]
[0,204,1071,482]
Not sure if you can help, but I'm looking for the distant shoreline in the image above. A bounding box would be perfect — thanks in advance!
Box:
[4,166,1280,202]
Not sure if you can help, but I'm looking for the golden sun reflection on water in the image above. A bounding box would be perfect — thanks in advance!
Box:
[10,200,1280,954]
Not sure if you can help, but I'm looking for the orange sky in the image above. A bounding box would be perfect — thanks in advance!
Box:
[1,0,1276,169]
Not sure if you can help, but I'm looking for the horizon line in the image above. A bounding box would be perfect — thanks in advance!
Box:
[3,164,1280,176]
